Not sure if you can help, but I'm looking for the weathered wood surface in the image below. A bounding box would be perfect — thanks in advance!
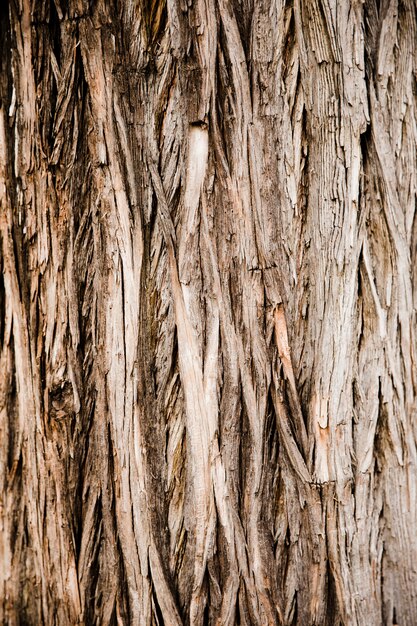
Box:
[1,0,417,624]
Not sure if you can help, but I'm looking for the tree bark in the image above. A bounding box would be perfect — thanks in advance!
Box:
[1,0,417,624]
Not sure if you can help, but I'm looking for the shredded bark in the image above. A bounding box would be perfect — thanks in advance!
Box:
[1,1,417,624]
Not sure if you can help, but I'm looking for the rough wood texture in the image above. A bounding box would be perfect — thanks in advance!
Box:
[1,0,417,624]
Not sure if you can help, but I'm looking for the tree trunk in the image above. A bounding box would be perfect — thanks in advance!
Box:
[1,0,417,624]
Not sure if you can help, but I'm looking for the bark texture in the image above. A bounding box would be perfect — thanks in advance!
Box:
[1,0,417,624]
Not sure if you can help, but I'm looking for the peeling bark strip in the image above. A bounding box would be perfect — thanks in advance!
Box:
[1,0,417,624]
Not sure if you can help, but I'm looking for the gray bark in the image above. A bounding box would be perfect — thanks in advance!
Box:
[1,0,417,624]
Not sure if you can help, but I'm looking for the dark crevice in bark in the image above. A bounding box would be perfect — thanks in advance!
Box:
[0,250,5,349]
[238,400,248,520]
[374,378,391,471]
[231,0,252,59]
[151,578,166,626]
[143,0,168,50]
[325,559,339,626]
[49,0,62,63]
[0,3,12,109]
[80,494,102,621]
[265,387,280,466]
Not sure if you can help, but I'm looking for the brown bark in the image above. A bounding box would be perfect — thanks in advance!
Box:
[1,0,417,624]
